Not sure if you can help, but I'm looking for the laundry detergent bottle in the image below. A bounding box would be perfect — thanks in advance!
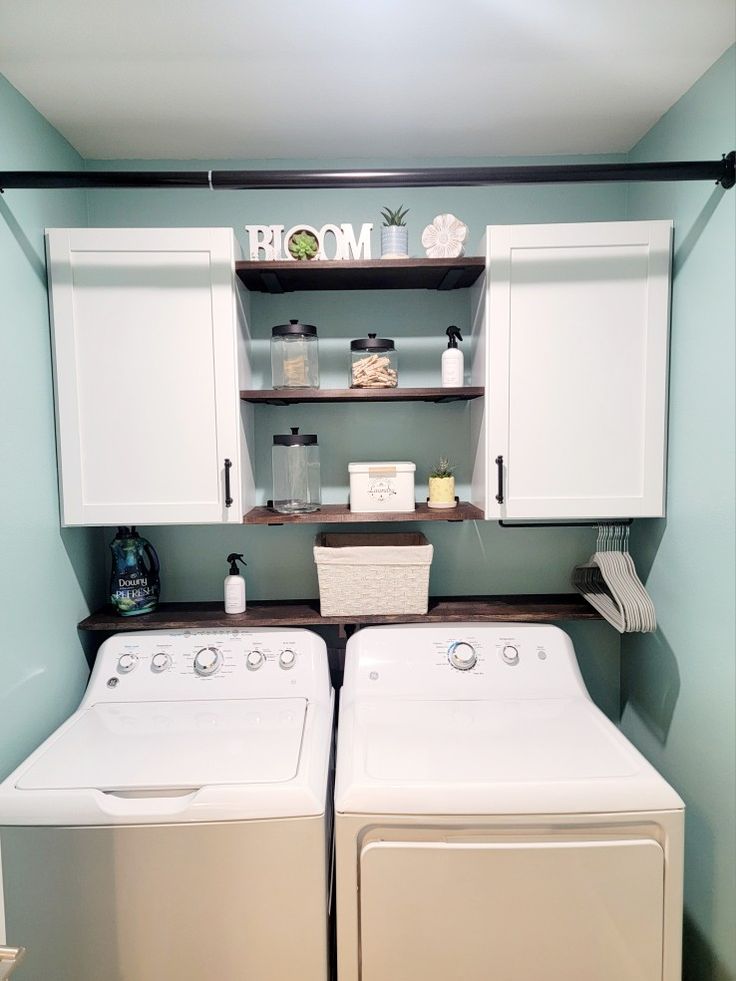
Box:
[109,527,161,616]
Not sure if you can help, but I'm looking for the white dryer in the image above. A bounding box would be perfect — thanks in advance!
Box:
[335,623,684,981]
[0,628,333,981]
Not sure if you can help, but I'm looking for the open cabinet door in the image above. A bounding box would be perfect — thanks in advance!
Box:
[360,838,664,981]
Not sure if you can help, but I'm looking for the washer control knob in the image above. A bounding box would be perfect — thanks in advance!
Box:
[246,650,265,671]
[279,649,296,670]
[194,647,222,677]
[502,645,520,665]
[151,652,172,673]
[117,653,138,674]
[448,641,477,671]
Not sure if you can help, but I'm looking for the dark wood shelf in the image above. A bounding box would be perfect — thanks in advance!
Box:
[243,501,484,525]
[235,256,485,293]
[78,595,601,632]
[240,386,484,405]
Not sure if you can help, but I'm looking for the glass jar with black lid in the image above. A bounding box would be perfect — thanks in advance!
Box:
[271,428,321,514]
[271,319,319,389]
[350,333,398,388]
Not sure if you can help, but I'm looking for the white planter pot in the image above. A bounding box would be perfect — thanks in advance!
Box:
[381,226,409,259]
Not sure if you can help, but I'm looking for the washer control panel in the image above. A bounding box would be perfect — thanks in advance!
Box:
[89,628,329,703]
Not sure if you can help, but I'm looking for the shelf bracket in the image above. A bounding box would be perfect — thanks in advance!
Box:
[261,271,284,293]
[437,267,465,290]
[719,151,735,190]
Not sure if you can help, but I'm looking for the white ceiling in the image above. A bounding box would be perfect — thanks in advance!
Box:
[0,0,733,161]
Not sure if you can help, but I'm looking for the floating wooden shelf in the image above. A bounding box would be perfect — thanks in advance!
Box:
[243,501,484,525]
[78,595,601,632]
[240,386,484,405]
[235,256,485,293]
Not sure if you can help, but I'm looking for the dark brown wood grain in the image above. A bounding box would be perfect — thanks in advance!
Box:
[242,502,485,525]
[235,257,485,293]
[240,386,484,405]
[78,594,601,632]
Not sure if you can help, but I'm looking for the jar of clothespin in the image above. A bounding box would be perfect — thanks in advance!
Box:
[350,334,398,388]
[271,320,320,389]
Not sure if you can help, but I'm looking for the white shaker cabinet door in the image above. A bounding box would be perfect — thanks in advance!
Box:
[485,220,672,520]
[47,228,244,526]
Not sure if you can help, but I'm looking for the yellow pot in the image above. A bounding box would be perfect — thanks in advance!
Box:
[427,475,456,509]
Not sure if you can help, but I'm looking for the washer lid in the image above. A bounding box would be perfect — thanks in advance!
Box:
[17,699,307,792]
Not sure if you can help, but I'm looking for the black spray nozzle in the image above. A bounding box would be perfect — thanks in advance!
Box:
[446,325,463,348]
[227,552,247,575]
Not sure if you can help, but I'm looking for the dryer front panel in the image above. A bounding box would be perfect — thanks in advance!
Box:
[359,837,664,981]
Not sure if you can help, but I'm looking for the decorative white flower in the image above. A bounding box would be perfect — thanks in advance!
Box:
[421,213,468,258]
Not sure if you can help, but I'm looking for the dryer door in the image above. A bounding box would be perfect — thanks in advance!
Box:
[360,837,664,981]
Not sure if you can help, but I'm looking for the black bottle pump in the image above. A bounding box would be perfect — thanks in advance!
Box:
[227,553,247,575]
[446,325,463,347]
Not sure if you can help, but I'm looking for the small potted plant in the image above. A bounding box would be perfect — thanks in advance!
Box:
[427,456,457,509]
[287,229,319,261]
[380,205,409,259]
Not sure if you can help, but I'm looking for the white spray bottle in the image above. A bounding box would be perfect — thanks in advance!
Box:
[224,552,247,614]
[441,325,464,387]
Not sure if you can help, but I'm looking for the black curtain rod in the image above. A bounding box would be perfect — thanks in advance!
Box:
[1,153,733,191]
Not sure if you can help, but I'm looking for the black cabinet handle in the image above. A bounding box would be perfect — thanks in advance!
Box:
[224,458,233,508]
[495,455,504,504]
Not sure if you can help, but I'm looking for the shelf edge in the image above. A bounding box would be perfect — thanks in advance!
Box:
[78,595,601,631]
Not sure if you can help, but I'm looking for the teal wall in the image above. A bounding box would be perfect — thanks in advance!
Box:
[83,154,628,715]
[2,46,734,971]
[0,77,105,780]
[622,47,736,981]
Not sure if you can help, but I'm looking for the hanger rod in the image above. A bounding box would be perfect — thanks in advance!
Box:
[1,153,733,191]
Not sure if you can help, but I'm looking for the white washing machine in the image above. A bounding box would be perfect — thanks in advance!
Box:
[335,623,684,981]
[0,628,333,981]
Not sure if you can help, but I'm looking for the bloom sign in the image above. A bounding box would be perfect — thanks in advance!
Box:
[245,223,373,261]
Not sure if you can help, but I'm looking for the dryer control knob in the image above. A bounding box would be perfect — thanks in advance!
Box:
[279,649,297,670]
[502,645,520,665]
[151,652,172,673]
[246,650,265,671]
[194,647,222,676]
[448,641,477,671]
[117,653,138,674]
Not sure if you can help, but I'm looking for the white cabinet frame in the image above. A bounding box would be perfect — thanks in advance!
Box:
[472,221,672,521]
[47,228,254,526]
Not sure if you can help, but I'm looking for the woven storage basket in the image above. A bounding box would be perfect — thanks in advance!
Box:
[314,532,433,617]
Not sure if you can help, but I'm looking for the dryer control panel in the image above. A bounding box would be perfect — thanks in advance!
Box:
[343,623,589,701]
[86,629,330,705]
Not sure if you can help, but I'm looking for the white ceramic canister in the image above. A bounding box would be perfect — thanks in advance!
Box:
[348,462,416,513]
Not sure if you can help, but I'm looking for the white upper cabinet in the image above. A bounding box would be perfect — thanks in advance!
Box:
[479,221,672,520]
[46,228,254,526]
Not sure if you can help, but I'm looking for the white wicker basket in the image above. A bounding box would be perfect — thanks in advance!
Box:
[314,533,433,617]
